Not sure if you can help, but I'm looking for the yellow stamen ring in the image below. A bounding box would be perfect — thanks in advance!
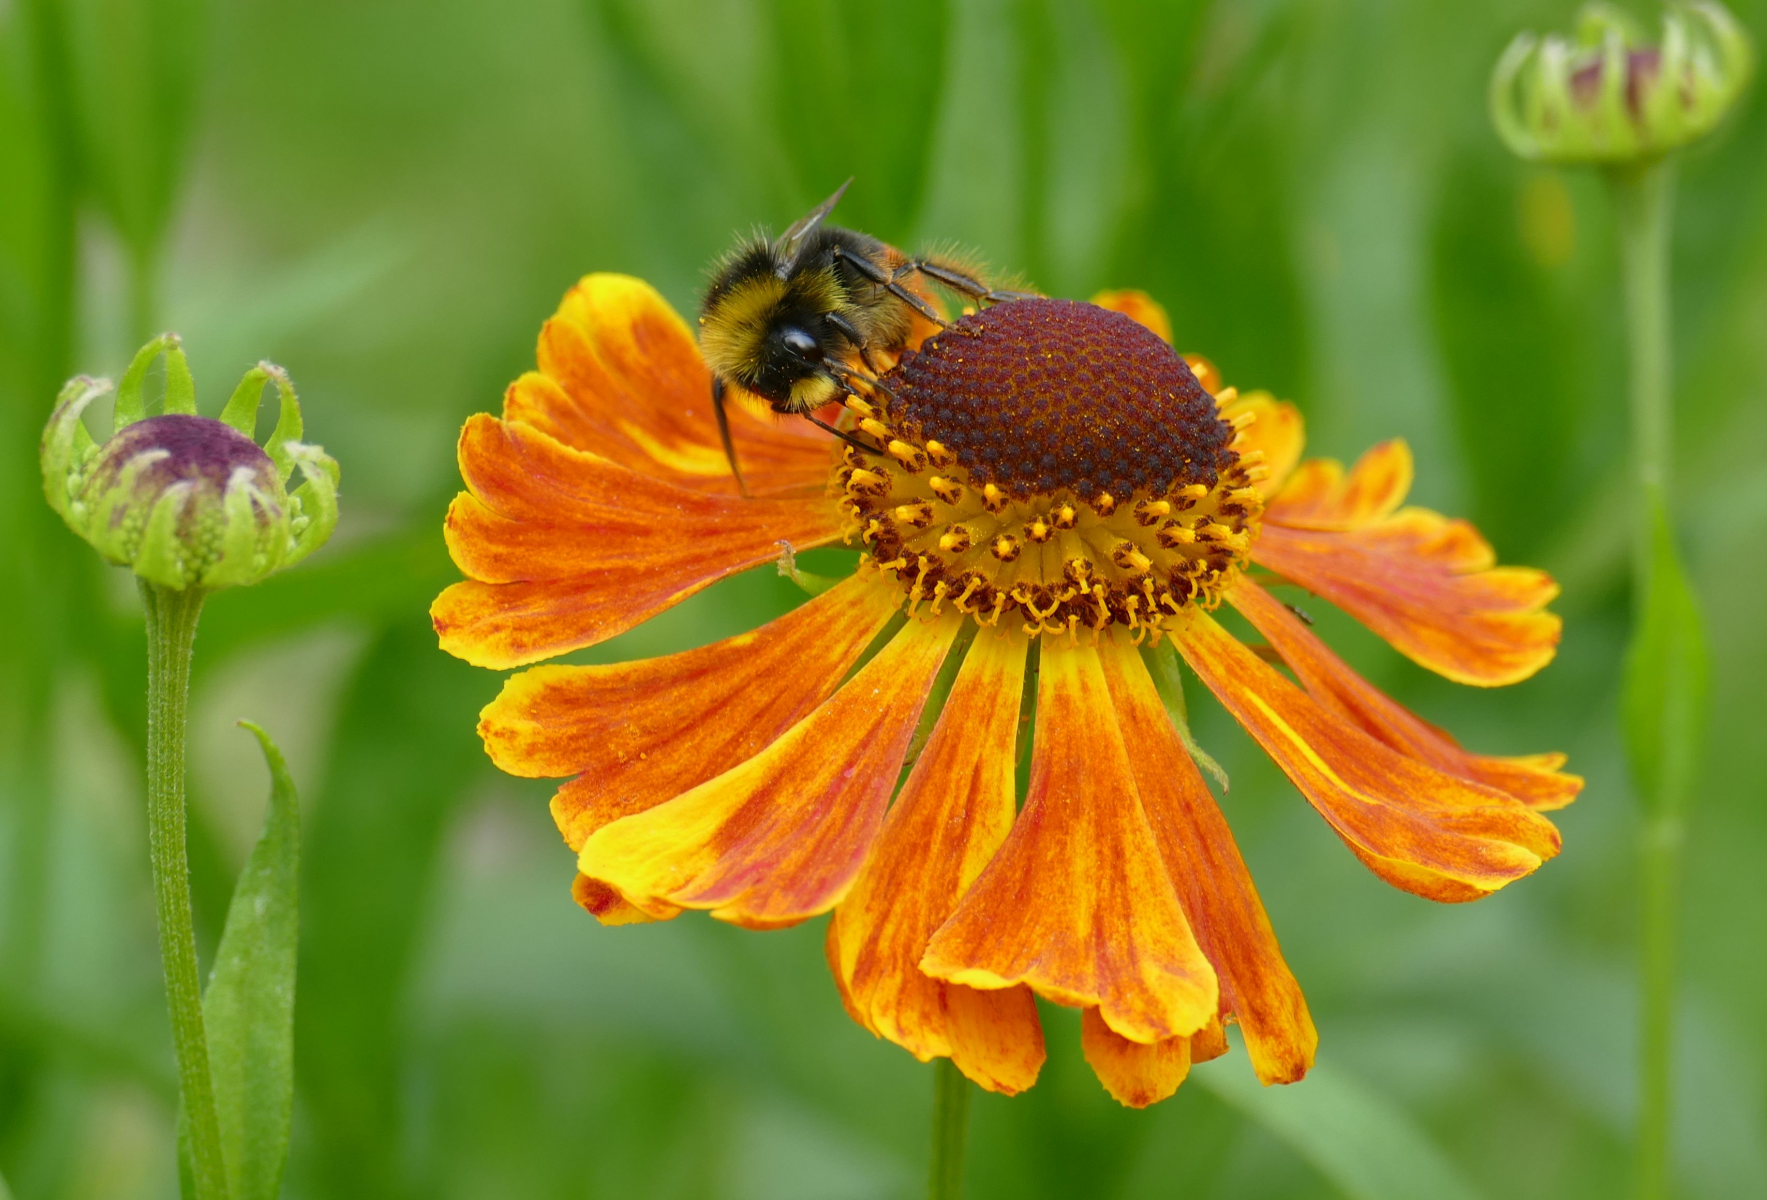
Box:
[839,429,1264,638]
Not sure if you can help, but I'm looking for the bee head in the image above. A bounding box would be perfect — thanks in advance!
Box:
[700,243,846,411]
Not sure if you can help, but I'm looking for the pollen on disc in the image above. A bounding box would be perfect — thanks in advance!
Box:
[887,299,1234,500]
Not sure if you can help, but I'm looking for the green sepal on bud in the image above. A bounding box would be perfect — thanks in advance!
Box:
[40,334,340,591]
[1491,1,1754,165]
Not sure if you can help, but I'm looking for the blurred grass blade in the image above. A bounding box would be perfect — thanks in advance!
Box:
[0,1162,11,1200]
[1428,153,1579,559]
[1197,1048,1484,1200]
[1622,490,1710,813]
[296,619,488,1193]
[202,721,300,1200]
[63,0,206,272]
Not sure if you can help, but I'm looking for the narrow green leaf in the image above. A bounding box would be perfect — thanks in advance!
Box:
[202,721,301,1200]
[1141,641,1230,792]
[1621,488,1710,815]
[1197,1047,1484,1200]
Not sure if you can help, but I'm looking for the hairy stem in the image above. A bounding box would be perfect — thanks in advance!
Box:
[141,582,230,1200]
[1611,159,1677,1200]
[927,1057,972,1200]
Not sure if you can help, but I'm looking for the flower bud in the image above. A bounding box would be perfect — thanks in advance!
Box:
[1491,1,1754,165]
[41,334,340,590]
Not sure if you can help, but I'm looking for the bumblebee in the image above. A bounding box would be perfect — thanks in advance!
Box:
[698,179,1032,492]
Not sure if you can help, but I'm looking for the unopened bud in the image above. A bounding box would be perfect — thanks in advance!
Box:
[1491,1,1754,165]
[41,334,339,590]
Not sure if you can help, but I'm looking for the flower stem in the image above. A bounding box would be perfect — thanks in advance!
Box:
[1613,162,1675,564]
[927,1057,972,1200]
[141,581,230,1200]
[1610,159,1677,1200]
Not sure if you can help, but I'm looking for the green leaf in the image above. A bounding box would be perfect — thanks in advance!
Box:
[1197,1046,1484,1200]
[202,720,301,1200]
[0,1162,12,1200]
[1141,641,1229,792]
[1621,488,1710,816]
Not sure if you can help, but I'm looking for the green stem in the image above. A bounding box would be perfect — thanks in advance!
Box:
[928,1057,972,1200]
[1610,160,1677,1200]
[1636,799,1682,1200]
[141,582,230,1200]
[1612,162,1675,590]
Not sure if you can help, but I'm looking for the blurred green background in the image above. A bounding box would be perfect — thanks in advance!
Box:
[3,0,1764,1196]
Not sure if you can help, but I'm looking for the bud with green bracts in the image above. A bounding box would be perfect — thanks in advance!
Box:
[40,334,339,590]
[1491,1,1753,165]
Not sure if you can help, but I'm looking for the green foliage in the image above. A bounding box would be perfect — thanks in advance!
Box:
[62,0,207,325]
[294,618,490,1196]
[1142,640,1230,794]
[1622,489,1711,816]
[1198,1049,1484,1200]
[201,721,300,1200]
[1428,153,1582,558]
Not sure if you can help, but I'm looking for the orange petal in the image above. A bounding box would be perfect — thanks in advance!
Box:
[540,581,892,922]
[921,638,1218,1044]
[1177,611,1562,903]
[1081,1008,1190,1108]
[1097,633,1318,1085]
[483,576,897,926]
[510,273,832,495]
[1231,579,1581,811]
[1190,1016,1228,1064]
[577,613,962,930]
[481,571,894,793]
[829,630,1045,1095]
[1263,440,1414,531]
[570,872,668,926]
[1221,392,1305,498]
[1252,508,1562,687]
[432,414,845,669]
[1089,289,1173,343]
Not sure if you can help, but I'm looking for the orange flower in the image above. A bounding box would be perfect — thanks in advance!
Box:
[435,273,1580,1107]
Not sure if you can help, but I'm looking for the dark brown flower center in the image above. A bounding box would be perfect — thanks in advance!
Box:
[834,299,1265,639]
[888,299,1235,503]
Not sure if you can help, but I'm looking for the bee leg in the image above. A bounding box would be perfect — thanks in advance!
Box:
[711,377,750,498]
[802,410,881,454]
[832,246,949,327]
[903,258,1037,305]
[825,359,897,403]
[823,310,882,374]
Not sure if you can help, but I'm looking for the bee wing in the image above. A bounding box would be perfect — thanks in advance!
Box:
[773,177,853,278]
